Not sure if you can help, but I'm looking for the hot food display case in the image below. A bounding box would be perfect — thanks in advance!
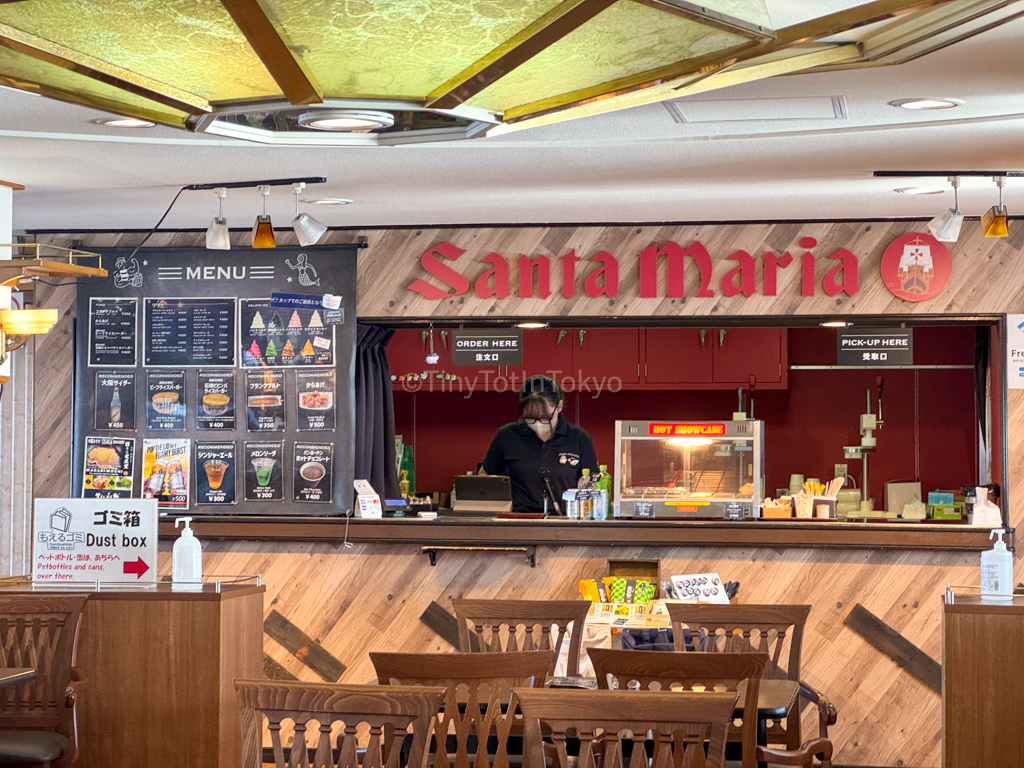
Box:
[614,420,764,520]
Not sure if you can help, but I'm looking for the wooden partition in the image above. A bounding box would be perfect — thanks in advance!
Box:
[14,223,1024,767]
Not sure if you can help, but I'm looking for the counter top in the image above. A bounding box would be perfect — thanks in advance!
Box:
[944,594,1024,613]
[0,583,265,601]
[157,516,1006,551]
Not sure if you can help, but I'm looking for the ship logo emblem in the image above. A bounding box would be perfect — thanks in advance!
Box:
[880,233,951,302]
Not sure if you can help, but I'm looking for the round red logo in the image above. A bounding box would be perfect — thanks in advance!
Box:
[880,233,952,302]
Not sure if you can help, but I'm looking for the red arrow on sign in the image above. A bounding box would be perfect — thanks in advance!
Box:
[123,558,149,579]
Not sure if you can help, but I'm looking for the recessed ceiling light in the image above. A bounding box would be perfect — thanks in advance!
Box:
[302,198,353,206]
[516,322,548,329]
[821,321,851,328]
[93,117,155,128]
[297,109,394,132]
[889,98,961,110]
[894,186,946,195]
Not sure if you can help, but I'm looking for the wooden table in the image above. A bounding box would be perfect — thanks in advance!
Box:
[943,593,1024,767]
[0,668,35,688]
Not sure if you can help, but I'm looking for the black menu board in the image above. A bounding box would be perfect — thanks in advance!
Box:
[197,371,235,430]
[195,441,236,505]
[295,370,336,431]
[72,246,358,517]
[293,442,333,503]
[239,299,334,367]
[88,298,138,367]
[144,297,235,367]
[94,371,136,431]
[146,370,186,430]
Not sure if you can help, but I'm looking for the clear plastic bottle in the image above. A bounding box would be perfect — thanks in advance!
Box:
[577,468,594,519]
[981,528,1013,601]
[172,517,203,592]
[594,464,611,520]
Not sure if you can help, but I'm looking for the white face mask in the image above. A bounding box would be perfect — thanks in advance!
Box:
[528,420,553,438]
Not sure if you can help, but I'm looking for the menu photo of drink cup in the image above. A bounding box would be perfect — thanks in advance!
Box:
[195,441,236,505]
[82,436,135,499]
[94,371,136,431]
[244,441,284,501]
[197,370,235,430]
[146,370,186,430]
[296,370,336,431]
[293,442,333,503]
[246,368,285,432]
[141,438,190,509]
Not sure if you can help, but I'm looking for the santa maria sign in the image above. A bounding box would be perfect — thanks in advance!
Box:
[405,234,948,303]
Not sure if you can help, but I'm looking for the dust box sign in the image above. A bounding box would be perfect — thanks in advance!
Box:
[33,498,158,584]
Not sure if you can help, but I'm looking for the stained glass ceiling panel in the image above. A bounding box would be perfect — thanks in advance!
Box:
[264,0,564,100]
[0,45,190,124]
[0,0,280,103]
[467,0,751,114]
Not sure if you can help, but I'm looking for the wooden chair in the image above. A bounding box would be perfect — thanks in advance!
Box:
[0,593,88,768]
[666,604,837,760]
[452,599,591,676]
[587,649,832,768]
[588,648,767,768]
[234,680,445,768]
[370,650,554,768]
[516,687,739,768]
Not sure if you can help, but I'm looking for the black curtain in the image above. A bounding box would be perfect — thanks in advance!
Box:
[354,325,401,500]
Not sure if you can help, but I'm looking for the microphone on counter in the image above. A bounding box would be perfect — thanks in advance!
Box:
[538,467,563,516]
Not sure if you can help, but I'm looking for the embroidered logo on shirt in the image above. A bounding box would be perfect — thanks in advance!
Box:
[559,453,580,466]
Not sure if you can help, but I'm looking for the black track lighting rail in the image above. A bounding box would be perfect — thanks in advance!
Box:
[185,177,327,191]
[874,171,1024,178]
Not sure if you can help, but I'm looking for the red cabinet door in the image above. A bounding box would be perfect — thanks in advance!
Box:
[711,328,786,385]
[386,329,429,385]
[504,328,574,386]
[644,328,714,384]
[572,329,641,387]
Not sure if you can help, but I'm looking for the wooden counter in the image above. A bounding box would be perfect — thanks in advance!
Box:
[158,516,1006,551]
[1,583,264,768]
[943,594,1024,767]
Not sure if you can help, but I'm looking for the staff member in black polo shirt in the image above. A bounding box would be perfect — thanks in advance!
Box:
[481,375,599,513]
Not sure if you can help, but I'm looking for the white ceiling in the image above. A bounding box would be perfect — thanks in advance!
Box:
[3,1,1024,233]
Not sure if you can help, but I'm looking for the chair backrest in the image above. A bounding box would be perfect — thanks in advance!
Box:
[0,593,88,732]
[516,688,738,768]
[371,650,554,768]
[451,599,591,676]
[665,604,810,682]
[588,648,766,768]
[234,680,445,768]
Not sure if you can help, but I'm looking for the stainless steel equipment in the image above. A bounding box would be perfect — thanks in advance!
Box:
[614,420,764,519]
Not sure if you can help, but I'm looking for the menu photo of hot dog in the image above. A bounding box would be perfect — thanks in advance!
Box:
[295,369,335,431]
[82,436,135,499]
[245,368,285,432]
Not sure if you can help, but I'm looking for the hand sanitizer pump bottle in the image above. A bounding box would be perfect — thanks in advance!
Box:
[980,528,1013,602]
[172,517,203,592]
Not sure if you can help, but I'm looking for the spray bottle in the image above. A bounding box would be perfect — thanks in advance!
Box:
[172,517,203,592]
[980,528,1013,602]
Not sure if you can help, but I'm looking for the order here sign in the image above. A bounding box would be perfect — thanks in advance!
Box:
[836,328,913,366]
[33,498,158,583]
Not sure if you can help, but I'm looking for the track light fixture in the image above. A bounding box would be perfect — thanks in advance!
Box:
[291,182,328,246]
[205,187,230,250]
[251,185,276,248]
[927,176,964,242]
[981,176,1009,238]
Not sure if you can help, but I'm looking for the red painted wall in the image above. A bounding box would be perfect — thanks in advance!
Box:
[393,326,980,506]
